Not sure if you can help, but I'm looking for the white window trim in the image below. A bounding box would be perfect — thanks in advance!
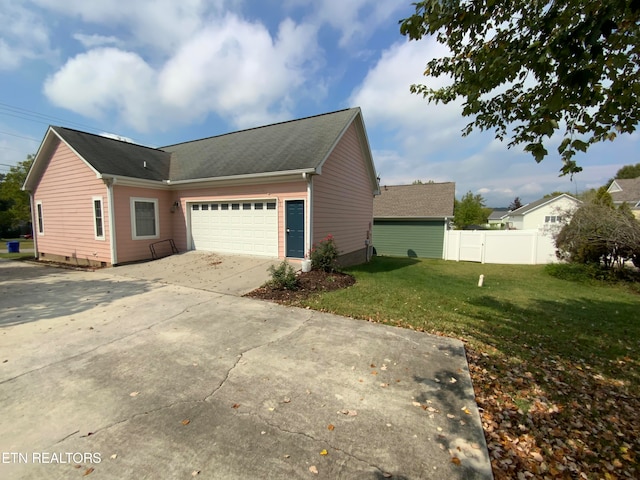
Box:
[36,200,44,236]
[130,197,160,240]
[93,196,105,241]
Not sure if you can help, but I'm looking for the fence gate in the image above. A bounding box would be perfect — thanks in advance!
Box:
[458,231,483,262]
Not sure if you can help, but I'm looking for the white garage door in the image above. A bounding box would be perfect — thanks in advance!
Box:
[190,200,278,256]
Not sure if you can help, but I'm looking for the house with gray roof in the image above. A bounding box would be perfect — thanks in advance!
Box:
[23,108,379,267]
[372,182,455,258]
[502,194,581,231]
[607,177,640,218]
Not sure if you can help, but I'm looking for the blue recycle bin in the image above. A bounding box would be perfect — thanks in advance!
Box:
[6,241,19,253]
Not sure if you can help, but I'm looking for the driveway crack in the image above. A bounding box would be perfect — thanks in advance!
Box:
[237,410,391,475]
[203,309,315,401]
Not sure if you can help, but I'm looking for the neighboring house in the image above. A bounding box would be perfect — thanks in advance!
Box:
[607,177,640,219]
[372,182,455,258]
[503,194,581,231]
[487,208,509,229]
[23,108,380,267]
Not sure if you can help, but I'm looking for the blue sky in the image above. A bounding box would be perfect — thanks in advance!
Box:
[1,0,636,207]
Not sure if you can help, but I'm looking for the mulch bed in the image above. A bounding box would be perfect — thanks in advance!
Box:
[245,269,355,303]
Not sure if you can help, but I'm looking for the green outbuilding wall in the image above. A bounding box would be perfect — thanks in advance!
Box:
[373,219,445,258]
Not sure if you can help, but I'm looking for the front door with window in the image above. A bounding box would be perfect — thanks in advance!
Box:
[285,200,305,258]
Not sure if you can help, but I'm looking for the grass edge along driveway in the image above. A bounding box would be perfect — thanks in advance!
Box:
[296,257,639,480]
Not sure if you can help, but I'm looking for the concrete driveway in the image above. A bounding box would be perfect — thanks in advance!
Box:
[0,259,492,479]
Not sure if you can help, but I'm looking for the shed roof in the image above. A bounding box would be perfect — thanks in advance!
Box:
[374,183,455,218]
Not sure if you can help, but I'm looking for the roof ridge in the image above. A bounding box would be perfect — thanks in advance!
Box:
[160,107,357,149]
[52,126,161,153]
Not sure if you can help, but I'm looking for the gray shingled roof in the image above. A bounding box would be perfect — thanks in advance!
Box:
[163,108,360,181]
[610,178,640,203]
[488,208,509,220]
[374,183,455,218]
[47,108,362,184]
[52,127,171,181]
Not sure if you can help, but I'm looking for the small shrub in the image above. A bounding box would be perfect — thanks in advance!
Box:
[310,234,339,272]
[267,260,299,290]
[545,262,640,286]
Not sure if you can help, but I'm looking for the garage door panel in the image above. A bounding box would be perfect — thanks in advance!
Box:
[190,201,278,256]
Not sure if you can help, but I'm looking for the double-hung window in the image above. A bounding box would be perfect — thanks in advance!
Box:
[93,197,105,240]
[131,197,159,239]
[36,200,44,235]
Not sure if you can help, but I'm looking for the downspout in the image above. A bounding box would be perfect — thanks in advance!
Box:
[105,178,118,265]
[304,172,313,257]
[29,193,38,260]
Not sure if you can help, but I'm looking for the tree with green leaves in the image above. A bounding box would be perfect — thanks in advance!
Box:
[0,155,34,237]
[607,162,640,186]
[400,1,640,176]
[454,191,491,228]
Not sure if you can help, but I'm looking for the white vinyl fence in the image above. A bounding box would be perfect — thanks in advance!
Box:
[444,229,558,265]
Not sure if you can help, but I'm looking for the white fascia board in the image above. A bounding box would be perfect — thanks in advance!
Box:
[166,169,316,187]
[101,175,167,189]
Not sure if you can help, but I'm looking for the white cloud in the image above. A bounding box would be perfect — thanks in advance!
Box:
[285,0,406,47]
[32,0,236,53]
[44,15,321,131]
[73,33,123,48]
[43,48,157,129]
[0,1,54,69]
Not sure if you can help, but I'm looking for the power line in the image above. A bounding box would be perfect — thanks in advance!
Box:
[0,102,105,133]
[0,129,40,142]
[0,101,144,143]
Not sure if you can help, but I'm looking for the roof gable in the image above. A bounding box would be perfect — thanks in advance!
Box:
[374,183,455,218]
[608,177,640,203]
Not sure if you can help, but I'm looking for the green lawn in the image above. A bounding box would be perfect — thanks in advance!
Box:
[297,257,640,478]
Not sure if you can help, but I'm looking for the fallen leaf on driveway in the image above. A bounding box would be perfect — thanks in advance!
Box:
[309,465,318,474]
[412,401,421,407]
[83,467,94,476]
[327,424,335,431]
[191,471,200,476]
[232,404,240,409]
[449,377,457,384]
[182,419,190,425]
[461,406,471,415]
[282,397,291,403]
[110,454,117,460]
[129,392,139,397]
[338,409,357,416]
[451,457,461,466]
[320,450,328,456]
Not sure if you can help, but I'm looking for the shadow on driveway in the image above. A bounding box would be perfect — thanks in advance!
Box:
[0,260,152,327]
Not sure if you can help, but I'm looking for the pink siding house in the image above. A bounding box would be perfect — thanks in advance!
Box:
[23,108,379,267]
